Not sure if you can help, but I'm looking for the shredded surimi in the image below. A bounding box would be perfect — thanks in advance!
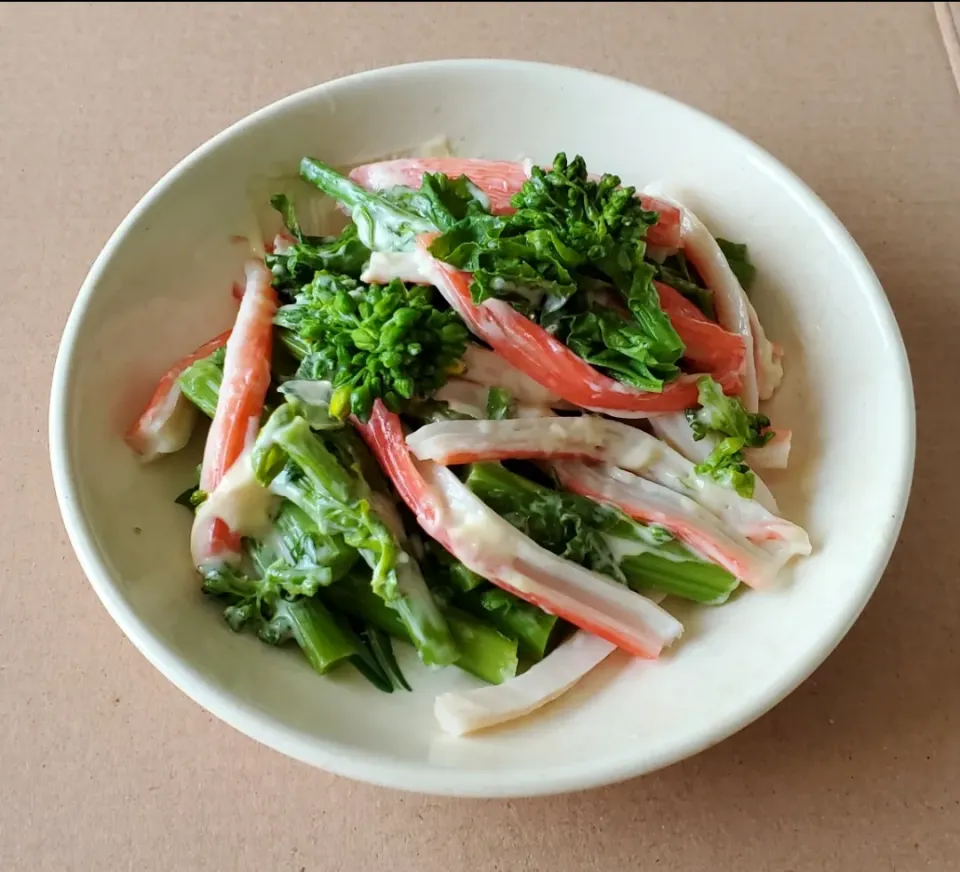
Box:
[434,630,616,736]
[642,183,763,412]
[434,589,671,736]
[406,416,807,552]
[458,345,564,409]
[125,329,231,462]
[433,379,552,420]
[192,260,277,568]
[354,402,683,658]
[552,461,804,588]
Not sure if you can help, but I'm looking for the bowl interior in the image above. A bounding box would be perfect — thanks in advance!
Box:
[51,60,913,797]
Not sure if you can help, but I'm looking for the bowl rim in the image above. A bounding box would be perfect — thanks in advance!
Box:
[49,58,916,798]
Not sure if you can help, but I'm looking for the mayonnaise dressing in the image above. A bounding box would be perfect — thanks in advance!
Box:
[361,250,434,285]
[137,388,198,463]
[190,449,278,568]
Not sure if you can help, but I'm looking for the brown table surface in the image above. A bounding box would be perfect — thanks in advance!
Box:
[3,2,959,869]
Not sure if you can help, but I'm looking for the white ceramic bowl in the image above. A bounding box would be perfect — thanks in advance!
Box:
[50,60,914,798]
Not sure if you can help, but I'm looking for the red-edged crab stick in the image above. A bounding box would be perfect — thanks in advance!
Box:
[553,461,789,588]
[349,157,683,249]
[354,402,683,658]
[125,329,232,462]
[405,416,809,555]
[642,184,784,409]
[191,260,278,568]
[413,236,742,417]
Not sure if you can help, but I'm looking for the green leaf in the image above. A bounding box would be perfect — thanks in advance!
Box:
[300,157,435,251]
[716,238,756,292]
[174,484,207,510]
[269,193,303,242]
[654,251,716,320]
[266,223,371,294]
[694,436,755,498]
[366,627,411,691]
[686,376,773,497]
[686,376,772,446]
[383,172,490,231]
[428,152,684,391]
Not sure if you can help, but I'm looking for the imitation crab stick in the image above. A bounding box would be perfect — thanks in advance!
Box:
[349,157,683,249]
[434,590,673,735]
[655,281,746,377]
[432,378,552,420]
[405,416,809,551]
[125,329,232,462]
[363,248,744,393]
[190,260,278,568]
[434,630,616,736]
[413,238,742,416]
[552,461,786,588]
[642,184,785,408]
[458,345,565,409]
[354,402,683,658]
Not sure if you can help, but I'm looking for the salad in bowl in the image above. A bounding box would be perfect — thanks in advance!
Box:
[52,60,912,796]
[125,150,811,737]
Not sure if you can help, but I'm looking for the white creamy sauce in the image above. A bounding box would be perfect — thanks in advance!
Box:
[463,180,490,212]
[603,534,685,564]
[196,451,277,540]
[139,388,197,462]
[361,250,434,285]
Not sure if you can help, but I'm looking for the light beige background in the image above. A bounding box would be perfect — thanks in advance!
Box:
[3,2,959,869]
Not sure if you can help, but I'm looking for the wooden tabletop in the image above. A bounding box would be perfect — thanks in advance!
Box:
[3,3,959,869]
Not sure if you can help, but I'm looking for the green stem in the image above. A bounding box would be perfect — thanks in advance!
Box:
[279,328,310,362]
[271,597,357,675]
[455,586,559,661]
[273,417,458,667]
[271,501,358,586]
[619,551,739,605]
[299,158,434,250]
[466,461,738,605]
[321,573,518,685]
[274,416,355,504]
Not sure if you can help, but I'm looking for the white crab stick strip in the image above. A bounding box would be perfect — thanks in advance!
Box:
[434,590,670,737]
[648,413,782,509]
[553,461,801,588]
[406,417,808,552]
[434,631,616,736]
[745,428,792,469]
[125,329,231,462]
[360,250,431,285]
[418,460,683,657]
[433,378,551,420]
[649,411,790,471]
[190,449,277,568]
[355,402,683,657]
[642,184,777,411]
[432,379,491,420]
[458,345,565,409]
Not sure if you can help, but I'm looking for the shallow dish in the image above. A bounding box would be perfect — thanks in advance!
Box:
[49,59,914,797]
